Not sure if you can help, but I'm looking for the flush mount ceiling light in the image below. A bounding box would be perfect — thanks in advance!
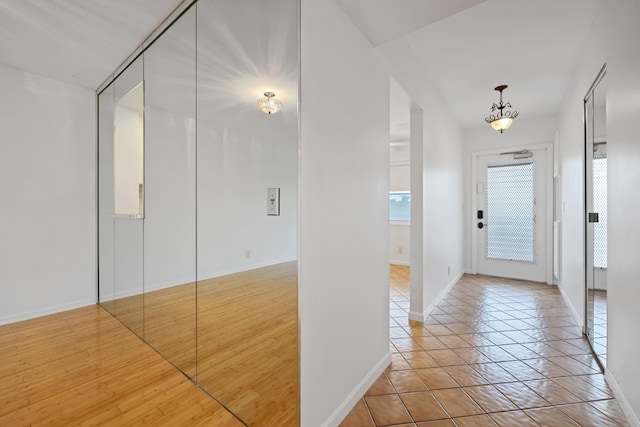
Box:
[257,91,282,115]
[485,84,519,133]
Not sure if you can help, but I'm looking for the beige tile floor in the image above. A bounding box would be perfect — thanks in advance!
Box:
[341,266,629,427]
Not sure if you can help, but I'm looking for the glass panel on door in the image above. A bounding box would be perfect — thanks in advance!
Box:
[486,163,535,262]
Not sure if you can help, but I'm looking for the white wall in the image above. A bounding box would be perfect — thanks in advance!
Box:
[0,64,96,325]
[555,5,606,333]
[603,0,640,423]
[378,40,465,321]
[300,0,390,424]
[389,223,410,265]
[556,1,640,422]
[462,115,557,274]
[390,163,409,191]
[196,120,298,279]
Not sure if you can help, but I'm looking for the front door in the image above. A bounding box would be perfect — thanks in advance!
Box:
[476,148,547,282]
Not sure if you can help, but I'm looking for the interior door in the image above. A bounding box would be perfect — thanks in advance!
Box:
[476,148,547,282]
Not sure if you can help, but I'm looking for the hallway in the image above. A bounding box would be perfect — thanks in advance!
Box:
[341,266,628,426]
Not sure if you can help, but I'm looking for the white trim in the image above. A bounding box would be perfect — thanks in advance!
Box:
[471,143,554,283]
[545,145,554,284]
[390,160,410,167]
[557,280,584,332]
[323,351,392,427]
[390,260,410,266]
[605,370,640,427]
[196,257,297,282]
[408,311,425,322]
[390,220,410,227]
[464,268,473,274]
[97,258,299,303]
[0,298,96,326]
[471,152,478,274]
[409,271,462,323]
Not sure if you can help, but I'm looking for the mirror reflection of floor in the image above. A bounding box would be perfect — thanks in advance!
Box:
[593,290,607,366]
[100,261,298,426]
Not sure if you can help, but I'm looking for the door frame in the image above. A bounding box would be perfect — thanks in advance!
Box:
[471,143,554,284]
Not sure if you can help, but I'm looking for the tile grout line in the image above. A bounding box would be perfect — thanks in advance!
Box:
[343,269,628,427]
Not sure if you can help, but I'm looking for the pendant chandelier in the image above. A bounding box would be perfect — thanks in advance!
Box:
[485,85,519,133]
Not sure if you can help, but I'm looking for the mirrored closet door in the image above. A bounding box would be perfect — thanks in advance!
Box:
[97,0,299,424]
[584,65,607,368]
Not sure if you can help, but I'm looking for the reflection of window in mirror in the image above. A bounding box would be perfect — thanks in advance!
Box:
[390,191,410,221]
[114,82,144,217]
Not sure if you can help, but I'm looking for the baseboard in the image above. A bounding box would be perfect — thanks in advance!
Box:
[389,260,410,266]
[556,280,584,332]
[322,351,391,427]
[196,257,297,282]
[423,272,463,322]
[0,298,96,326]
[605,370,640,427]
[464,268,473,274]
[143,276,197,293]
[99,258,299,303]
[410,272,463,323]
[408,311,425,322]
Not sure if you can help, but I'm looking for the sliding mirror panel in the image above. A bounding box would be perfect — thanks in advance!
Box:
[99,57,145,337]
[196,0,299,424]
[98,83,115,314]
[143,6,197,379]
[585,67,607,368]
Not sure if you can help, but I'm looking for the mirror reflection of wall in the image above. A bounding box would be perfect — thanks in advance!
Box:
[102,57,146,336]
[195,1,299,423]
[97,0,299,425]
[142,5,197,380]
[114,82,144,217]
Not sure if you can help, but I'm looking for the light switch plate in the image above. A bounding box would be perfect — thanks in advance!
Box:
[267,187,280,216]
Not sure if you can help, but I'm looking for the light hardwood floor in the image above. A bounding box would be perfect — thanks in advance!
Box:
[0,304,242,426]
[1,263,297,425]
[100,261,299,426]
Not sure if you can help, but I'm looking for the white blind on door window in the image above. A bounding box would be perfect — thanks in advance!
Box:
[593,158,607,269]
[486,163,535,262]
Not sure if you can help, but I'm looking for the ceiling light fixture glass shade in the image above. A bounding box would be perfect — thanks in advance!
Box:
[485,85,519,133]
[257,91,282,114]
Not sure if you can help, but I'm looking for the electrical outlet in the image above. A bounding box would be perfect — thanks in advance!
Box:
[398,247,403,254]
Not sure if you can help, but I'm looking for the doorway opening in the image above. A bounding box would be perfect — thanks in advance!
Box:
[389,78,412,316]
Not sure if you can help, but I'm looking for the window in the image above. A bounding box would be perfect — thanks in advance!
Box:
[486,163,535,262]
[390,192,410,221]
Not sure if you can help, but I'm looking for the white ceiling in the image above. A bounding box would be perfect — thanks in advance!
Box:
[0,0,183,89]
[337,0,600,131]
[0,0,599,134]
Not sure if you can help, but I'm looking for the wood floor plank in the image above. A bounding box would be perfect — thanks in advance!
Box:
[1,262,299,426]
[109,261,299,426]
[0,305,243,426]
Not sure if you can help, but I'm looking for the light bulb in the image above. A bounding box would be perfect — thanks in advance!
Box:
[257,92,282,115]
